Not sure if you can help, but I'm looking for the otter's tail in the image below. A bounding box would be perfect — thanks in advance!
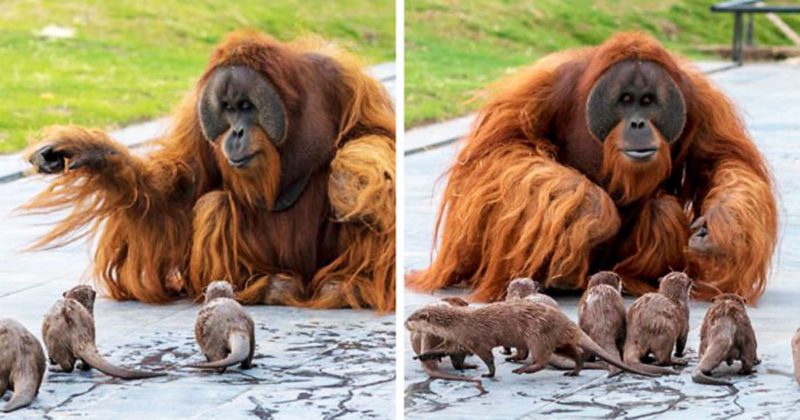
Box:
[2,378,39,412]
[691,335,734,386]
[78,345,166,380]
[578,331,664,377]
[691,369,733,386]
[619,360,680,376]
[190,331,251,370]
[421,360,483,389]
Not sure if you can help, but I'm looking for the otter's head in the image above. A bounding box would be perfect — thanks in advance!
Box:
[405,304,463,339]
[204,280,236,302]
[712,293,746,306]
[658,272,692,301]
[506,277,540,300]
[64,285,97,315]
[587,271,622,292]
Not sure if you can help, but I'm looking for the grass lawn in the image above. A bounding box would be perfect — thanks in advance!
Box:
[406,0,800,127]
[0,1,394,153]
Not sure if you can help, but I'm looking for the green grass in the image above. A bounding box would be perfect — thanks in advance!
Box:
[0,0,394,153]
[406,0,800,126]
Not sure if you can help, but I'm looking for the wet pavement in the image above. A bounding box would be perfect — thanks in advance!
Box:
[404,61,800,419]
[0,63,396,419]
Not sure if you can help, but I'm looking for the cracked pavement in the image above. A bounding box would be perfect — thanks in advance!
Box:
[0,175,396,420]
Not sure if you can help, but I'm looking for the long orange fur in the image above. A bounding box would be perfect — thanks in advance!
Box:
[22,31,396,311]
[409,32,776,304]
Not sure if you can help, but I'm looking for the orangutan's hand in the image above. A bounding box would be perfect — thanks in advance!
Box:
[27,126,120,174]
[688,214,723,256]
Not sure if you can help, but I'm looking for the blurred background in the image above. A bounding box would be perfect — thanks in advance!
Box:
[405,0,800,127]
[0,0,395,153]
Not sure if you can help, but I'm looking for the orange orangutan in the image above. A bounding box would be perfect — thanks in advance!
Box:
[23,31,395,311]
[410,32,776,304]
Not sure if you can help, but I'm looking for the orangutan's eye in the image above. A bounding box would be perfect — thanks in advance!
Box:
[620,93,634,105]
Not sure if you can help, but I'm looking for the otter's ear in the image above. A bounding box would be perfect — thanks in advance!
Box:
[452,297,469,307]
[613,275,623,292]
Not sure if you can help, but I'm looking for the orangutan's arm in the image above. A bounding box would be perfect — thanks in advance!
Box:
[23,125,200,302]
[688,159,776,303]
[25,125,196,222]
[301,134,396,311]
[683,72,777,303]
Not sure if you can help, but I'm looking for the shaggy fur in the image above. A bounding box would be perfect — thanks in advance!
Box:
[22,31,395,311]
[409,32,776,304]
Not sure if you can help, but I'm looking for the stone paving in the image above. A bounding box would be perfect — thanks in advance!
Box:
[0,64,396,419]
[404,61,800,419]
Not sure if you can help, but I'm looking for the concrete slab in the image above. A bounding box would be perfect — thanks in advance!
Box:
[404,61,800,418]
[0,64,396,419]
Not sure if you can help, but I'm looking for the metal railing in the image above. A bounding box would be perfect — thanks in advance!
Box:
[711,0,800,65]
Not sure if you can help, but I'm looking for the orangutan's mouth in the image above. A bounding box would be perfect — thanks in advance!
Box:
[622,148,657,161]
[227,153,257,168]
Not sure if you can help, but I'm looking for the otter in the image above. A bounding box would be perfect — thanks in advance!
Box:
[578,271,626,375]
[0,319,46,412]
[42,285,165,379]
[505,277,559,308]
[502,278,558,360]
[623,272,691,375]
[409,297,481,385]
[500,278,601,370]
[407,300,656,378]
[191,280,256,371]
[692,293,758,386]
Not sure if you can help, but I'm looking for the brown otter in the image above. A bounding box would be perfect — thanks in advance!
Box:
[409,297,481,385]
[502,278,558,360]
[0,319,46,412]
[500,278,601,370]
[191,280,255,371]
[42,285,165,379]
[578,271,626,375]
[505,277,559,308]
[692,293,758,386]
[623,272,691,375]
[500,277,605,370]
[407,300,656,378]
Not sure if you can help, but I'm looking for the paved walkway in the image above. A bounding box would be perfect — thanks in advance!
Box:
[404,61,800,419]
[0,64,396,419]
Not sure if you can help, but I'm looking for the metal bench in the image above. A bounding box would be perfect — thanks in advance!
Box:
[711,0,800,65]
